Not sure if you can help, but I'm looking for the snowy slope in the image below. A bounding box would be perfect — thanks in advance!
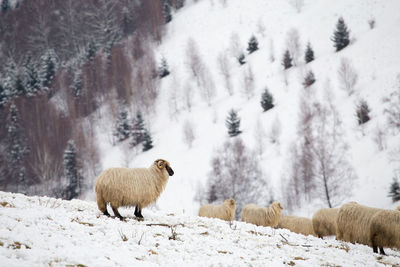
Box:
[93,0,400,217]
[1,191,400,266]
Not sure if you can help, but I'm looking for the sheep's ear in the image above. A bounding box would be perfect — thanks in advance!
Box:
[156,160,165,169]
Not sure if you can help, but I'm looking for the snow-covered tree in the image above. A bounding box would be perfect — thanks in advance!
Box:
[303,70,316,88]
[383,75,400,133]
[286,28,301,66]
[388,174,400,202]
[282,50,293,70]
[39,49,58,91]
[242,65,255,99]
[205,137,271,219]
[225,109,242,137]
[159,57,170,78]
[5,104,29,193]
[217,52,233,95]
[247,35,259,54]
[1,0,11,12]
[183,119,196,148]
[304,42,315,63]
[238,53,246,65]
[260,87,274,112]
[142,129,153,152]
[332,17,350,52]
[337,57,358,95]
[162,1,172,23]
[63,140,80,200]
[71,69,83,98]
[23,55,40,96]
[130,111,146,147]
[113,107,131,142]
[356,100,371,125]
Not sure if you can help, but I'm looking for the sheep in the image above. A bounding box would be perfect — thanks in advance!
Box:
[369,209,400,255]
[336,202,382,247]
[397,205,400,211]
[241,202,283,227]
[198,199,236,221]
[277,215,316,237]
[312,208,339,238]
[95,159,174,220]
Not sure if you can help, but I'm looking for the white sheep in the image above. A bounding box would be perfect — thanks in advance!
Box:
[95,159,174,220]
[312,208,339,238]
[369,209,400,255]
[397,205,400,211]
[241,202,283,227]
[277,215,316,237]
[336,202,382,246]
[198,199,236,221]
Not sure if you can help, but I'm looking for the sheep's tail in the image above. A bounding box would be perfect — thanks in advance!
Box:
[96,186,107,213]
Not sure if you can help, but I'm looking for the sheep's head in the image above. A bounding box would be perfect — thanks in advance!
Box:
[272,201,283,211]
[225,198,236,207]
[155,159,174,176]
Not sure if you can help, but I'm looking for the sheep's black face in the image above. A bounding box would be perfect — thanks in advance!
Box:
[166,165,174,176]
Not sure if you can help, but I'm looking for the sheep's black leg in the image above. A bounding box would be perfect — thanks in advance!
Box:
[372,245,378,254]
[135,206,144,219]
[379,247,386,255]
[111,206,123,220]
[103,209,110,217]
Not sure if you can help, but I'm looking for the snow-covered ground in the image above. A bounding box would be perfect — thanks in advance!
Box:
[1,191,399,266]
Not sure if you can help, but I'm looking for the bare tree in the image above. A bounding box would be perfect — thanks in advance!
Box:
[337,57,358,95]
[383,74,400,134]
[242,65,255,99]
[198,65,216,106]
[183,119,196,148]
[373,124,387,151]
[256,18,266,38]
[269,39,275,63]
[168,73,181,119]
[254,119,266,156]
[269,117,282,144]
[310,98,357,208]
[183,80,195,112]
[286,28,301,66]
[229,32,243,60]
[205,137,271,219]
[289,0,305,13]
[217,51,233,95]
[185,38,204,86]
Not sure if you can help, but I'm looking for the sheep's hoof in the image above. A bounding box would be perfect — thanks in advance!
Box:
[134,217,144,222]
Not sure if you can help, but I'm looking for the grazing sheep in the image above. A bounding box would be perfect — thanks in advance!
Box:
[312,208,339,238]
[369,209,400,255]
[277,215,316,237]
[336,202,382,247]
[241,202,283,227]
[198,199,236,221]
[95,159,174,220]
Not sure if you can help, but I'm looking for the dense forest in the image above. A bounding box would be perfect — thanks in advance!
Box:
[0,0,184,198]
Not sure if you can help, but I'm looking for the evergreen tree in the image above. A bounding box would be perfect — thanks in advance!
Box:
[238,53,246,65]
[356,100,371,125]
[282,50,293,70]
[15,72,27,96]
[142,129,153,152]
[388,177,400,202]
[63,140,80,200]
[130,111,146,147]
[305,42,315,63]
[332,17,350,52]
[159,57,170,78]
[23,55,40,96]
[225,109,242,137]
[303,70,316,87]
[6,104,29,193]
[113,107,131,142]
[71,69,83,98]
[86,41,97,61]
[3,58,17,98]
[0,83,6,107]
[1,0,11,13]
[260,87,274,112]
[39,49,58,90]
[247,35,259,54]
[163,2,172,23]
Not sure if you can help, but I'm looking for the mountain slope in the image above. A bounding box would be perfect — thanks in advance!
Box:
[1,191,400,266]
[94,0,400,216]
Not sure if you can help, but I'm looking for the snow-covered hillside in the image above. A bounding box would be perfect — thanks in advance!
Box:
[94,0,400,216]
[1,191,399,266]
